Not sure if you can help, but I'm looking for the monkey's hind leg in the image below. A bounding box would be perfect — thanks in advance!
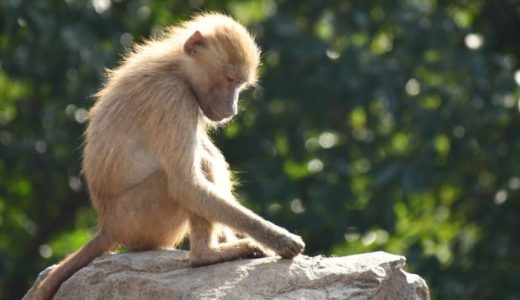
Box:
[188,214,267,266]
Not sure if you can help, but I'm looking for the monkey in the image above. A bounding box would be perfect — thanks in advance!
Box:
[35,12,304,299]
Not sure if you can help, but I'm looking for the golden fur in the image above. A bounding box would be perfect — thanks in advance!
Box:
[35,12,304,299]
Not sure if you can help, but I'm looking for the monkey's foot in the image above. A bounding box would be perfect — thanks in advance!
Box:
[241,239,276,258]
[190,238,271,267]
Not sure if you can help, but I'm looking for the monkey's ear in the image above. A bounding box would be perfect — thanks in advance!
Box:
[184,31,204,55]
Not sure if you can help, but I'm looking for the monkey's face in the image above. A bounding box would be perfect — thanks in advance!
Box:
[195,74,244,122]
[182,30,260,122]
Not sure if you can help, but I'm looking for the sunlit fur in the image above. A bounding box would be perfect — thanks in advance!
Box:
[176,13,261,86]
[34,12,303,300]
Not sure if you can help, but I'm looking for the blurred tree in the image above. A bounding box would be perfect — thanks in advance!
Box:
[0,0,519,299]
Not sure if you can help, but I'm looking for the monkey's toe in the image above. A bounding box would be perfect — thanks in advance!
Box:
[244,240,274,259]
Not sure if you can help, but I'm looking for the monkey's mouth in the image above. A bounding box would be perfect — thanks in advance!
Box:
[204,106,235,122]
[210,109,235,121]
[207,102,237,122]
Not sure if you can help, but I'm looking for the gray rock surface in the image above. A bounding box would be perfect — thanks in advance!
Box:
[24,250,429,300]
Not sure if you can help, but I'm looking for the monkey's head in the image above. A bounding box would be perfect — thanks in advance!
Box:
[180,13,261,123]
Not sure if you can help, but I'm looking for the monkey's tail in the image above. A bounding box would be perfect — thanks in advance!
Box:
[35,230,115,300]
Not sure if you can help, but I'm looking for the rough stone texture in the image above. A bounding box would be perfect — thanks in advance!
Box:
[24,250,429,300]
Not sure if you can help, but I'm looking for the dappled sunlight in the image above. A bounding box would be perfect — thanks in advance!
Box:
[1,1,520,299]
[464,33,484,50]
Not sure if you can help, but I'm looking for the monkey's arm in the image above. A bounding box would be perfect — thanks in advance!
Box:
[200,134,237,194]
[201,134,221,158]
[173,167,304,258]
[151,131,303,258]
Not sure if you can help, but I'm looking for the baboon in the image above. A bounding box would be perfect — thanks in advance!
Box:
[36,12,304,299]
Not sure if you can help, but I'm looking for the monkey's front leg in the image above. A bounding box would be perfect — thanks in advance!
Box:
[176,177,305,259]
[200,149,240,244]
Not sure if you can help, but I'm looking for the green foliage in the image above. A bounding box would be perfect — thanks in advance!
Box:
[1,0,520,299]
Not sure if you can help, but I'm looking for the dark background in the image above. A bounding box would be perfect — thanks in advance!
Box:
[1,0,520,299]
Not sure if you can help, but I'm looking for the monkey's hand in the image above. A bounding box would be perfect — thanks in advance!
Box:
[270,230,305,259]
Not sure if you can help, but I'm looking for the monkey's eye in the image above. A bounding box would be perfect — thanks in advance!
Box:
[226,75,236,83]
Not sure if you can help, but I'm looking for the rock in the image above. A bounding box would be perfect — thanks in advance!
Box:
[24,250,429,300]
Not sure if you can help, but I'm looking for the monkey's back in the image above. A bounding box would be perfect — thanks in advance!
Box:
[82,55,200,207]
